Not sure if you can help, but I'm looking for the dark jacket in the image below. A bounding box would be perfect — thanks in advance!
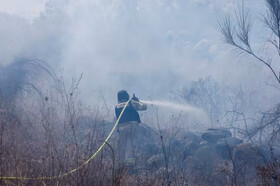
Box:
[115,100,147,124]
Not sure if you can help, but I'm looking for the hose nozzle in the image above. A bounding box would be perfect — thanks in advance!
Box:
[132,93,139,102]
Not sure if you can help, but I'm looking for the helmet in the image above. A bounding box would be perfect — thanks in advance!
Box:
[117,90,129,102]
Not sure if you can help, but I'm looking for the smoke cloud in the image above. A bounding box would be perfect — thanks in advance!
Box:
[0,0,279,114]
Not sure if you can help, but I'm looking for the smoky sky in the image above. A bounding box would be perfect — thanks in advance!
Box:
[0,0,279,108]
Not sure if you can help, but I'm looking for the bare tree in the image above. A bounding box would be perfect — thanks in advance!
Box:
[219,0,280,85]
[182,76,226,127]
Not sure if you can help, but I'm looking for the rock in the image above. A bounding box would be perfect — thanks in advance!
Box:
[183,140,200,158]
[133,123,158,156]
[147,154,165,166]
[233,143,266,163]
[216,137,243,147]
[172,131,201,158]
[193,144,218,163]
[191,144,221,176]
[155,167,167,176]
[178,131,201,142]
[233,143,264,186]
[215,137,243,159]
[202,128,232,143]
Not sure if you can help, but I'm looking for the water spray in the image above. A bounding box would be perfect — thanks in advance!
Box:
[140,100,204,113]
[140,99,209,129]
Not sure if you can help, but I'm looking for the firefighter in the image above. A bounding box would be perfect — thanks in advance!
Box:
[115,90,147,165]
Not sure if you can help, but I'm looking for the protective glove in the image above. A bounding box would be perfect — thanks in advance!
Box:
[132,93,139,102]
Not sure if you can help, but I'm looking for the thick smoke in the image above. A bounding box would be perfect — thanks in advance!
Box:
[1,2,280,184]
[0,58,53,101]
[0,0,279,115]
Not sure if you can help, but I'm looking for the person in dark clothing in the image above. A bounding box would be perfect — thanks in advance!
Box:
[115,90,147,165]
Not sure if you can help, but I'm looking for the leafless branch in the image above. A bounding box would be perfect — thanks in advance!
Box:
[219,1,280,84]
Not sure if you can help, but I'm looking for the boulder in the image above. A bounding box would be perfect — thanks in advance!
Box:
[147,154,165,167]
[215,137,243,159]
[202,128,232,143]
[170,131,201,159]
[233,143,265,186]
[133,123,158,156]
[178,131,201,142]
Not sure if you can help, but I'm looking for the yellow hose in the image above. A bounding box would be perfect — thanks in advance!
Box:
[0,100,130,180]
